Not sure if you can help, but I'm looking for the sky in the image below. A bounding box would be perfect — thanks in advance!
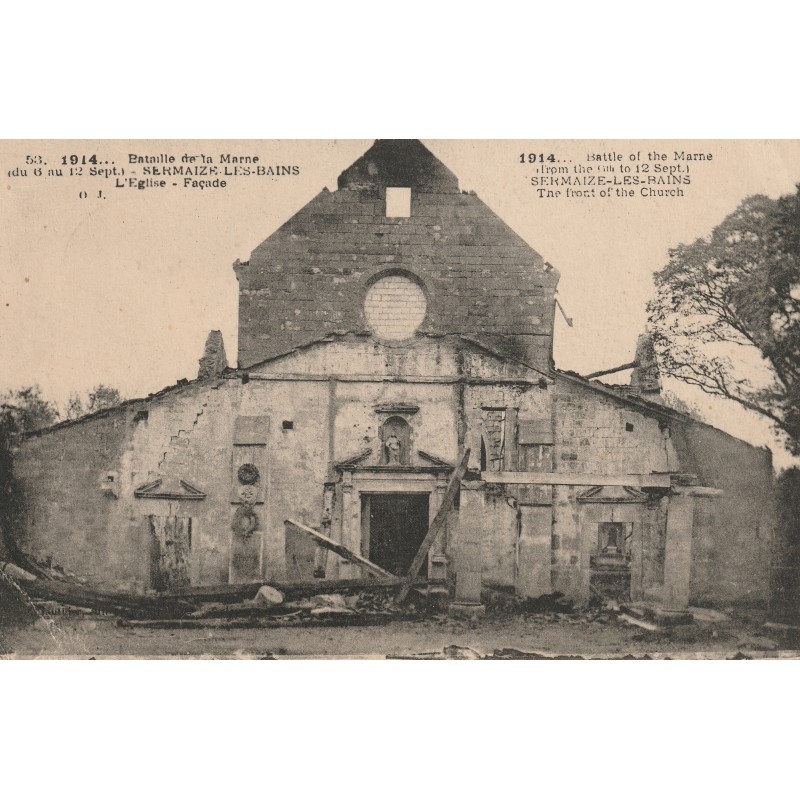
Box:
[2,139,799,466]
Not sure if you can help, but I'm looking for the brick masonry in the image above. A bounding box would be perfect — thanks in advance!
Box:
[363,275,427,340]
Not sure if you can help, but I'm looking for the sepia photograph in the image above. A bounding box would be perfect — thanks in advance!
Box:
[2,138,799,660]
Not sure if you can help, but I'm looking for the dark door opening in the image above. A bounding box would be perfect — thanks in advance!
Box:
[148,515,192,591]
[363,494,430,577]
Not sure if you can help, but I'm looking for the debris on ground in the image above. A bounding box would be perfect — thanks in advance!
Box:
[619,602,693,629]
[619,613,659,631]
[309,594,354,616]
[119,583,423,627]
[6,590,794,657]
[482,586,523,614]
[28,600,96,617]
[310,593,348,609]
[254,586,285,607]
[688,606,730,623]
[442,644,482,659]
[0,561,37,582]
[10,567,790,660]
[25,554,83,583]
[489,648,585,660]
[737,636,779,651]
[522,592,574,614]
[391,645,483,660]
[352,589,396,613]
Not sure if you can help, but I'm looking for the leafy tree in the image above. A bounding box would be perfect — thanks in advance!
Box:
[648,185,800,454]
[87,384,123,414]
[0,403,32,572]
[64,384,124,420]
[0,386,58,561]
[0,385,60,434]
[0,406,19,561]
[65,393,85,420]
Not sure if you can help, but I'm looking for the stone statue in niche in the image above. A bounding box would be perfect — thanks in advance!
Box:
[385,434,402,464]
[381,415,410,465]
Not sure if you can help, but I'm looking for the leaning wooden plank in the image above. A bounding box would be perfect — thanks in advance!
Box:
[619,613,659,631]
[0,561,38,582]
[396,448,470,603]
[285,519,395,579]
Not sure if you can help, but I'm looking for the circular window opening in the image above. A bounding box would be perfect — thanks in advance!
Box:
[364,275,427,340]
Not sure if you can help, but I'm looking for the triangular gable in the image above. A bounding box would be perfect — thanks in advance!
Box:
[134,478,207,500]
[577,485,649,504]
[337,140,460,192]
[236,140,557,372]
[334,448,373,469]
[418,450,454,468]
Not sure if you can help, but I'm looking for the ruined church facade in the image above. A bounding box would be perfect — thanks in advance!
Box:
[14,141,774,610]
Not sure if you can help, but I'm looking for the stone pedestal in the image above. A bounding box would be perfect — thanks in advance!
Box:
[451,489,484,615]
[663,494,694,610]
[450,600,485,618]
[230,528,263,583]
[517,504,553,599]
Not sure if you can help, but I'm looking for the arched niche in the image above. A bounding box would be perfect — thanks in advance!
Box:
[380,415,411,466]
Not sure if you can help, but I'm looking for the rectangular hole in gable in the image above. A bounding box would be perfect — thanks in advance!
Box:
[282,420,294,430]
[386,187,411,218]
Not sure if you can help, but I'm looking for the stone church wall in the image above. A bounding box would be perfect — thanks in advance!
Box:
[236,147,558,373]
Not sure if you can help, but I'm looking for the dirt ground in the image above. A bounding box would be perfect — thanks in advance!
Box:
[1,606,797,659]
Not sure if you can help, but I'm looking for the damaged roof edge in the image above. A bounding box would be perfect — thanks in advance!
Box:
[24,330,554,439]
[20,371,235,440]
[23,345,767,459]
[242,329,554,381]
[554,369,774,456]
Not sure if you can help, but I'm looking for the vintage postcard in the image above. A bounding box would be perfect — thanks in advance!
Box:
[1,139,799,659]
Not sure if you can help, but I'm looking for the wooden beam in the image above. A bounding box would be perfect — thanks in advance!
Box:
[481,471,672,488]
[672,486,724,497]
[396,449,471,603]
[18,576,198,618]
[19,574,404,617]
[165,576,402,602]
[0,561,37,582]
[285,519,395,579]
[584,361,638,379]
